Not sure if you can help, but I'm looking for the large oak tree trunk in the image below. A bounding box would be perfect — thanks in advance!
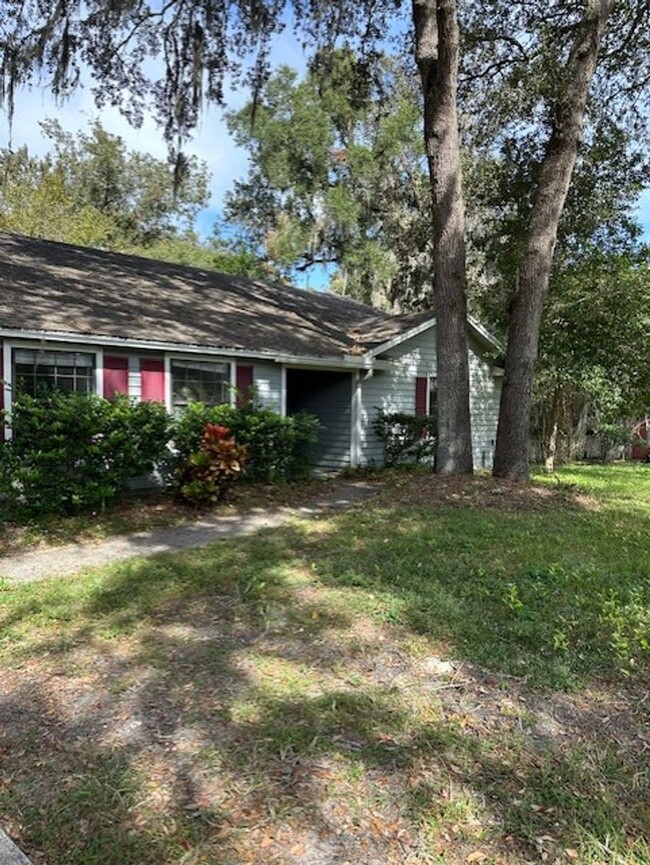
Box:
[413,0,473,475]
[493,0,613,481]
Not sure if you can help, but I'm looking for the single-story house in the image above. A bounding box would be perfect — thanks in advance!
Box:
[0,232,503,470]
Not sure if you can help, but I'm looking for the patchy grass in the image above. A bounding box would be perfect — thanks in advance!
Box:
[0,464,648,865]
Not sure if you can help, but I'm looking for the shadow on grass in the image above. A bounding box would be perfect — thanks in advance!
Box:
[0,483,648,863]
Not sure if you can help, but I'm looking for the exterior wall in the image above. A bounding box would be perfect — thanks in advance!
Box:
[252,361,283,411]
[358,327,502,469]
[468,338,502,469]
[287,370,352,471]
[2,328,501,470]
[358,329,437,466]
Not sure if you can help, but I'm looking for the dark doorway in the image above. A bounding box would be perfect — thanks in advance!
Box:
[286,368,352,470]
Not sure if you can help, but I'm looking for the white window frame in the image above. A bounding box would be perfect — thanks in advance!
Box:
[166,353,235,415]
[2,339,103,440]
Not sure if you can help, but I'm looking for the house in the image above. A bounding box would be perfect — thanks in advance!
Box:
[0,232,504,470]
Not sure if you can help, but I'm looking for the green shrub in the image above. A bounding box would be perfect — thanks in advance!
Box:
[0,392,170,518]
[171,402,320,481]
[372,411,437,467]
[178,423,249,504]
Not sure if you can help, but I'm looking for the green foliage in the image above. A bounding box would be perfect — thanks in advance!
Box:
[178,423,248,504]
[0,393,170,518]
[371,411,437,467]
[171,402,321,482]
[131,228,276,279]
[225,50,432,309]
[0,118,209,251]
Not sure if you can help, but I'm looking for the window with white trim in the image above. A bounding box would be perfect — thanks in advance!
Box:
[13,348,96,396]
[171,359,231,410]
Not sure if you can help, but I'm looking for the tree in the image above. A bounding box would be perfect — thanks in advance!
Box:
[534,251,650,470]
[3,0,650,477]
[0,146,119,246]
[225,52,433,310]
[0,118,277,276]
[489,1,615,479]
[133,230,279,279]
[0,118,210,248]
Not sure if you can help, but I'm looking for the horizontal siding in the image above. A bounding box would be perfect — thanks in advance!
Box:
[288,372,352,470]
[469,337,501,469]
[359,327,437,466]
[359,327,502,468]
[253,362,282,410]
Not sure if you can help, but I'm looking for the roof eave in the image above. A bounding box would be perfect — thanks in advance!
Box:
[0,327,389,370]
[364,315,503,360]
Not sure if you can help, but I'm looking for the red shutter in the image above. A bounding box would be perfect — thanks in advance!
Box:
[0,342,4,442]
[415,377,428,416]
[141,358,165,403]
[236,364,254,408]
[103,356,129,400]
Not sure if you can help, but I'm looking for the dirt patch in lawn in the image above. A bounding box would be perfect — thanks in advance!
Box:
[381,472,600,513]
[0,574,646,865]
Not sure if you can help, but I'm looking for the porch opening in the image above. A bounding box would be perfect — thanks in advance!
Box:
[285,368,353,471]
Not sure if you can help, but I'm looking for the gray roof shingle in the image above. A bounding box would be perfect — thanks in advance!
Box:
[0,232,429,358]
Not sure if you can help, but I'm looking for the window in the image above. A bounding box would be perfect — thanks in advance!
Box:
[171,360,231,410]
[14,348,95,396]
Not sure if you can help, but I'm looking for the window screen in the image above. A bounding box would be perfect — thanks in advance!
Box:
[171,360,231,409]
[14,348,96,396]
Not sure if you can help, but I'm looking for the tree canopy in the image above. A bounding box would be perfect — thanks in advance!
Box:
[4,0,650,477]
[0,118,209,247]
[0,117,273,275]
[225,51,431,309]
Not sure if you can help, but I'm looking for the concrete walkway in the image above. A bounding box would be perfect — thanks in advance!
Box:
[0,832,32,865]
[0,481,381,585]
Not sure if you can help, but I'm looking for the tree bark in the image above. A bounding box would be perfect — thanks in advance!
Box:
[543,386,563,474]
[493,0,614,481]
[412,0,473,475]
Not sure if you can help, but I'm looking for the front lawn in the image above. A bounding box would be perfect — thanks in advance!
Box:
[0,464,648,864]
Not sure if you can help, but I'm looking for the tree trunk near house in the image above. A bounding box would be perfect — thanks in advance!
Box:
[543,387,563,474]
[493,0,613,481]
[412,0,473,475]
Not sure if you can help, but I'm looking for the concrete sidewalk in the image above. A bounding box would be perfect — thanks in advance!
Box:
[1,481,381,585]
[0,832,32,865]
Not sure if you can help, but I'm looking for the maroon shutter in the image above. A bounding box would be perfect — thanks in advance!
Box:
[103,356,129,400]
[141,358,165,402]
[236,364,254,408]
[415,377,428,416]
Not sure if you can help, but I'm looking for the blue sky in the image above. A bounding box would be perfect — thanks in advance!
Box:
[2,26,650,291]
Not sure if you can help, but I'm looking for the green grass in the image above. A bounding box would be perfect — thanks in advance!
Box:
[0,464,647,864]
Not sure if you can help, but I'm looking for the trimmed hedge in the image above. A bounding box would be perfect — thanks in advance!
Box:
[170,402,321,482]
[0,392,170,518]
[0,394,322,520]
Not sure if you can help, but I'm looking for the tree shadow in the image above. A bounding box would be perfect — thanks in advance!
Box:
[0,495,648,863]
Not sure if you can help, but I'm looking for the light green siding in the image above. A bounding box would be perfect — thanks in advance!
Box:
[357,326,501,468]
[252,361,283,410]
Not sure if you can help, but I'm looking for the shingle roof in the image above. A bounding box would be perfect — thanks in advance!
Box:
[0,232,428,358]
